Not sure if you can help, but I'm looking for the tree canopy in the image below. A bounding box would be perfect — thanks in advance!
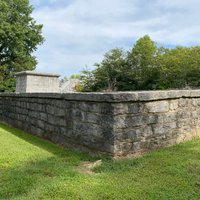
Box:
[80,35,200,92]
[0,0,44,92]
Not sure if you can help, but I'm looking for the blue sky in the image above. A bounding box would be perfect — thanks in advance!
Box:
[30,0,200,77]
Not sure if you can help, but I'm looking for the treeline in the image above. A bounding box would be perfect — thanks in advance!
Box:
[79,35,200,92]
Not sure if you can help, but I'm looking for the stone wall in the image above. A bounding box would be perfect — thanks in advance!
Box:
[0,90,200,158]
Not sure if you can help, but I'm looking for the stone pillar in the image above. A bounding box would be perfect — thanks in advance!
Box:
[15,71,60,93]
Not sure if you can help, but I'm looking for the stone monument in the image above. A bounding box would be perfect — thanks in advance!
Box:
[15,71,60,93]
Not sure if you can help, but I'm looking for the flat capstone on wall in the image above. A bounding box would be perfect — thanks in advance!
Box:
[0,90,200,158]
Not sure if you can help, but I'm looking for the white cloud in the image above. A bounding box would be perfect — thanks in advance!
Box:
[30,0,200,76]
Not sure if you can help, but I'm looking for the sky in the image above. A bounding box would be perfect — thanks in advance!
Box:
[30,0,200,77]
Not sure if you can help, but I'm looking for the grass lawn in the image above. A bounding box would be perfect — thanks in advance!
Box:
[0,124,200,200]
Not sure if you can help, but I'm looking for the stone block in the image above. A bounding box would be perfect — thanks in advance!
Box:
[37,120,45,129]
[178,98,188,107]
[170,100,179,110]
[40,113,47,121]
[158,113,177,123]
[152,122,177,135]
[55,108,65,117]
[46,105,55,115]
[145,101,169,113]
[58,118,66,126]
[47,114,56,125]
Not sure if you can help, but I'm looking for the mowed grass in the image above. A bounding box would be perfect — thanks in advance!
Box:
[1,124,200,200]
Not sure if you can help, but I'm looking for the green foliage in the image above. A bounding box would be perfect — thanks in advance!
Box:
[81,49,127,91]
[1,123,200,199]
[156,46,200,89]
[81,35,200,91]
[80,68,96,92]
[127,35,159,90]
[70,74,81,79]
[0,0,44,92]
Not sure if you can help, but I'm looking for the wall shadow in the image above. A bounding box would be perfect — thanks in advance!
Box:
[0,123,96,161]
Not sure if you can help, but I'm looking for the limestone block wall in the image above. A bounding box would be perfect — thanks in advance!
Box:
[0,90,200,158]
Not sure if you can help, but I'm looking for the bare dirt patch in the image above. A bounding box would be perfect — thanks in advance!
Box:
[76,160,102,175]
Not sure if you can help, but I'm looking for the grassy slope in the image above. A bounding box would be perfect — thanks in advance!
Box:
[0,124,200,200]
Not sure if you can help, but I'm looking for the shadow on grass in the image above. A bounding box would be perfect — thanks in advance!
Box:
[0,123,97,162]
[0,123,100,199]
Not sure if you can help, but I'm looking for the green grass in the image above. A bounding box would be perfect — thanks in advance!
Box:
[0,123,200,200]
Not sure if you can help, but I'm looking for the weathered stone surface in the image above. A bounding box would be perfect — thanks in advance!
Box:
[1,90,200,158]
[145,101,169,113]
[170,100,179,110]
[16,71,60,93]
[0,89,199,102]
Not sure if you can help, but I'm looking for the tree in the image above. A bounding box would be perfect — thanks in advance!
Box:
[94,48,127,91]
[80,68,96,92]
[81,48,127,92]
[186,46,200,87]
[0,0,44,92]
[127,35,158,90]
[80,35,200,92]
[157,47,190,89]
[81,36,158,92]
